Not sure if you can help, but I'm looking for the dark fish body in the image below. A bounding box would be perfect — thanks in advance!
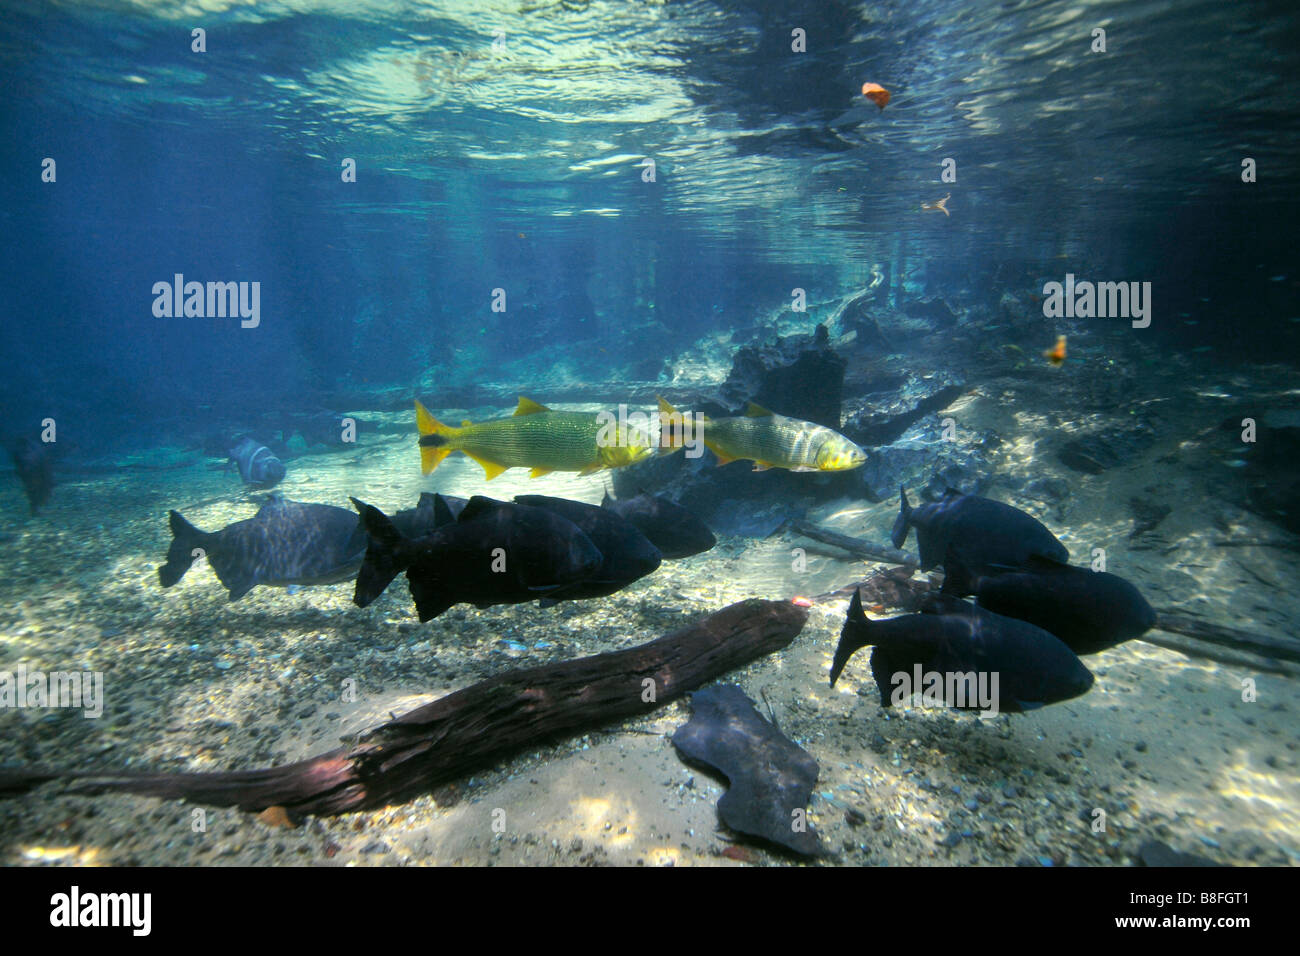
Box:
[940,553,1156,654]
[228,435,286,487]
[159,496,369,600]
[9,438,55,513]
[671,684,823,856]
[351,495,603,621]
[830,589,1094,713]
[890,486,1068,573]
[389,492,460,539]
[515,494,661,602]
[600,491,716,559]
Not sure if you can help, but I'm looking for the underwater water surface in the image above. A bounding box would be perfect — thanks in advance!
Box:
[0,0,1298,870]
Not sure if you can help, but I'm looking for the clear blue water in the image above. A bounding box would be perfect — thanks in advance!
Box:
[2,0,1296,453]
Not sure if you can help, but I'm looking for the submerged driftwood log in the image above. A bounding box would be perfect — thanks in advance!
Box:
[1152,610,1300,666]
[789,519,918,567]
[1,599,807,816]
[1137,631,1300,678]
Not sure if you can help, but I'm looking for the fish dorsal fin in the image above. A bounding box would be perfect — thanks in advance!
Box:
[459,495,506,522]
[254,494,288,517]
[601,491,614,508]
[848,587,866,623]
[417,492,437,508]
[942,487,964,499]
[514,396,551,416]
[432,493,456,528]
[744,401,775,417]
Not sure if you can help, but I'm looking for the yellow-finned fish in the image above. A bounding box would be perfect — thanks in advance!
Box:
[657,396,866,473]
[415,397,655,479]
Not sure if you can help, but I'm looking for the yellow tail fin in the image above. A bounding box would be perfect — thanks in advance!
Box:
[658,395,689,452]
[415,399,455,475]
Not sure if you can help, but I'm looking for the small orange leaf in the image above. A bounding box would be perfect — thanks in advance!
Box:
[256,805,298,829]
[861,82,890,109]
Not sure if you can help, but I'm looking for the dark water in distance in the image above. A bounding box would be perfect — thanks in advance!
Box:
[1,0,1297,455]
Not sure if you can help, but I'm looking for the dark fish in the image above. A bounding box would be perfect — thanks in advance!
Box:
[9,438,55,513]
[159,495,369,600]
[515,494,661,603]
[890,486,1068,572]
[830,589,1094,713]
[671,684,823,856]
[228,436,285,487]
[351,495,603,621]
[600,491,716,559]
[940,552,1156,655]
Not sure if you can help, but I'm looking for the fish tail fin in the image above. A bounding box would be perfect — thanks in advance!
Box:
[890,485,912,549]
[415,399,455,475]
[351,498,411,607]
[656,395,683,452]
[829,588,875,687]
[657,395,705,453]
[159,511,209,588]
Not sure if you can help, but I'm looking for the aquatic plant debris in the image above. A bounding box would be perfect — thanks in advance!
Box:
[672,683,823,856]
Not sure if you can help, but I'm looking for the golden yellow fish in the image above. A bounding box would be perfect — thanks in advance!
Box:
[657,396,866,472]
[416,397,655,479]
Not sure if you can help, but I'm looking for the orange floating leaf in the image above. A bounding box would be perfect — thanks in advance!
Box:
[1044,335,1067,367]
[861,82,890,109]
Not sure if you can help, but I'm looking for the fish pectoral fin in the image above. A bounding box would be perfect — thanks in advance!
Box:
[529,466,554,479]
[514,396,551,416]
[409,580,455,621]
[464,452,508,480]
[744,401,775,417]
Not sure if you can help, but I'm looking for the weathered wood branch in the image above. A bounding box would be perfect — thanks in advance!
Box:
[1137,631,1300,678]
[789,519,918,567]
[3,599,808,816]
[1153,610,1300,665]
